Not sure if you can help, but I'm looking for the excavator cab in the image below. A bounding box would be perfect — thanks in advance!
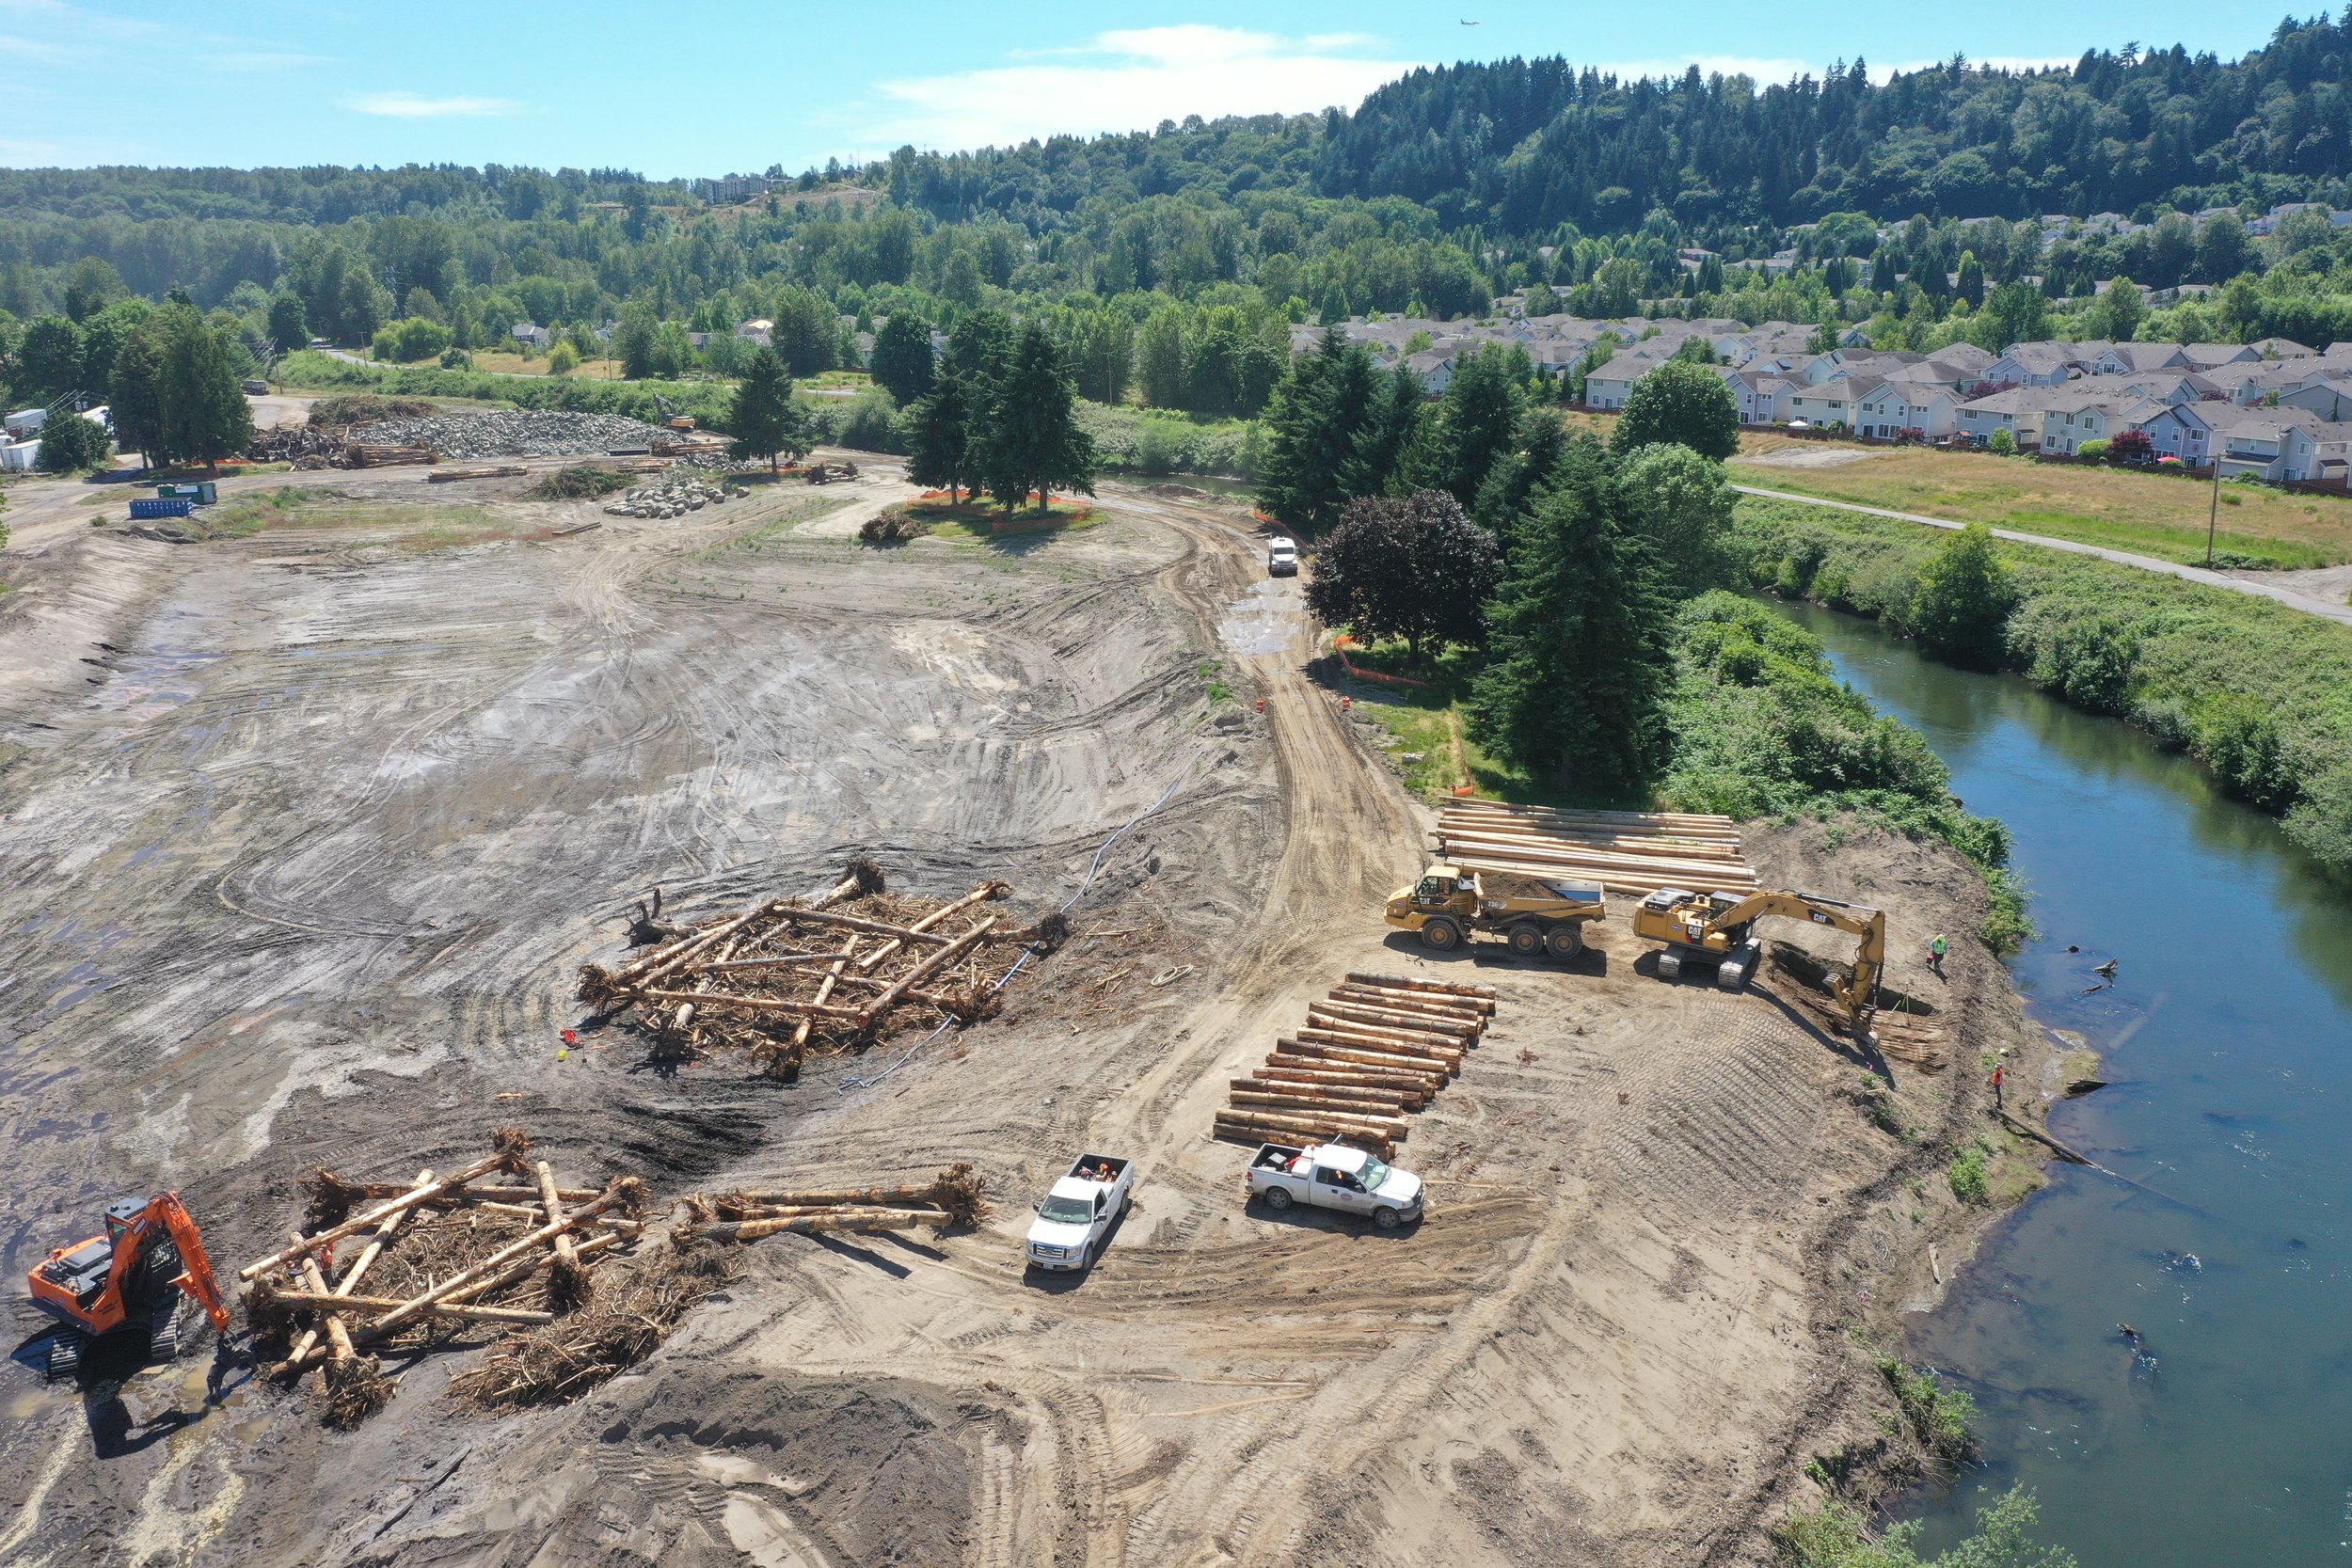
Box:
[26,1192,230,1379]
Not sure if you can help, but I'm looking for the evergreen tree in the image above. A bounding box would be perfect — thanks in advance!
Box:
[1341,363,1425,500]
[1471,407,1569,533]
[34,407,110,472]
[1256,328,1381,533]
[869,311,936,404]
[18,315,83,402]
[977,322,1097,513]
[1955,250,1986,308]
[725,346,808,471]
[1611,358,1740,460]
[906,374,978,503]
[1468,439,1676,799]
[160,309,254,471]
[265,291,308,353]
[1406,345,1525,508]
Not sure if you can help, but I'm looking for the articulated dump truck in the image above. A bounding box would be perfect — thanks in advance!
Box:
[1383,863,1606,960]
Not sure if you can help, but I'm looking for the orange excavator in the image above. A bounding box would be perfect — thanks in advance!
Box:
[27,1192,230,1378]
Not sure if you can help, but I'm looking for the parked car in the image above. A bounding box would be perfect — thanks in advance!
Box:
[1244,1142,1424,1229]
[241,379,269,396]
[1025,1153,1134,1271]
[1266,537,1297,577]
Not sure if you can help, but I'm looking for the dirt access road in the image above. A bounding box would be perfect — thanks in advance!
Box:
[0,467,2021,1567]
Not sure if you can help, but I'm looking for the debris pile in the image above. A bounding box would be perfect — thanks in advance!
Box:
[348,409,671,459]
[860,505,929,543]
[679,1162,990,1243]
[1213,972,1499,1155]
[602,475,738,517]
[580,861,1052,1077]
[1433,800,1756,897]
[447,1238,738,1410]
[238,1128,653,1427]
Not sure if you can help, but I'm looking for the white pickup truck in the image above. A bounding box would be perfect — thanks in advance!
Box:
[1244,1143,1425,1229]
[1025,1153,1135,1271]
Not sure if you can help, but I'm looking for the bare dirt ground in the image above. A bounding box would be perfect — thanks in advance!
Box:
[0,464,2042,1567]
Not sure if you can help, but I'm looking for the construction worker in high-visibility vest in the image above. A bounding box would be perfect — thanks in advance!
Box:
[1930,933,1949,976]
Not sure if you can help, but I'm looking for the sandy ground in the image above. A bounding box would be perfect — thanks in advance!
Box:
[0,465,2043,1567]
[2225,560,2352,605]
[1733,445,1884,470]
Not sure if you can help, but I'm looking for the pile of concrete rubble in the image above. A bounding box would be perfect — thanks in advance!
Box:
[603,476,739,518]
[348,410,670,459]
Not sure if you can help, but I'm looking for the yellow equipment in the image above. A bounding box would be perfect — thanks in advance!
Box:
[1384,863,1606,961]
[1631,886,1885,1031]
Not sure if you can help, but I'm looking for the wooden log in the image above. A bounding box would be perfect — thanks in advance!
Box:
[295,1243,355,1367]
[637,988,866,1020]
[534,1160,580,1282]
[464,1200,644,1227]
[1264,1056,1444,1096]
[723,1182,950,1207]
[1345,971,1500,1001]
[239,1151,516,1280]
[1319,997,1487,1037]
[1441,800,1740,833]
[785,933,860,1072]
[1445,854,1748,898]
[1213,1111,1401,1148]
[1243,1069,1409,1100]
[853,881,1009,971]
[1232,1085,1407,1113]
[1251,1065,1435,1102]
[355,1181,633,1342]
[1220,1097,1407,1131]
[1279,1038,1460,1079]
[700,1202,946,1223]
[856,916,998,1025]
[1327,987,1486,1024]
[285,1165,432,1370]
[261,1290,557,1325]
[1436,825,1748,863]
[322,1180,603,1204]
[695,949,856,974]
[766,907,956,945]
[1435,830,1757,880]
[1295,1024,1464,1062]
[1305,1002,1477,1041]
[690,1210,945,1242]
[613,897,787,987]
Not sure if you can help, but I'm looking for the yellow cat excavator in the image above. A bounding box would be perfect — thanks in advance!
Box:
[1632,887,1886,1034]
[26,1191,230,1378]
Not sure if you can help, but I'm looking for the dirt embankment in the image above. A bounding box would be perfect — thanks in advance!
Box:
[0,466,2048,1567]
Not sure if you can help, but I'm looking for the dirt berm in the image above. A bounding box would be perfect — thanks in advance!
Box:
[0,463,2041,1566]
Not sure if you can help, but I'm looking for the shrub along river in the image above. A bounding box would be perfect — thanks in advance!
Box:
[1772,600,2352,1567]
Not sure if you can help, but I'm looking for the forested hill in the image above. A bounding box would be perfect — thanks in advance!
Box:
[9,18,2352,243]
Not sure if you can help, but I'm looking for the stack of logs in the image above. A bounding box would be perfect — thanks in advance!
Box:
[579,862,1046,1078]
[679,1163,990,1244]
[343,442,438,467]
[1213,973,1499,1156]
[238,1129,650,1427]
[1433,799,1756,898]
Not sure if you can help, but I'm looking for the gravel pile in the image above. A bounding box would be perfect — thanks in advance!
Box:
[348,410,670,459]
[604,477,739,518]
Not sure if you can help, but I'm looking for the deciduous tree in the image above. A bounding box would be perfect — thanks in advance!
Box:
[1611,357,1739,460]
[159,309,253,471]
[1907,523,2016,669]
[1305,491,1500,659]
[870,311,935,404]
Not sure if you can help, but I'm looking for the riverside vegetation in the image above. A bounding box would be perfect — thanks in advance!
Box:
[1734,499,2352,881]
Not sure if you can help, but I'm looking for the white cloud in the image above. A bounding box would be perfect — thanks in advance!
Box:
[857,26,1419,154]
[348,91,521,119]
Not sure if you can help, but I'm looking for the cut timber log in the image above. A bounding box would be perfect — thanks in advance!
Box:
[636,988,866,1020]
[1344,971,1499,1001]
[323,1181,601,1205]
[1279,1038,1459,1079]
[696,950,856,974]
[534,1160,580,1297]
[856,916,998,1025]
[1441,800,1740,835]
[1435,821,1748,863]
[724,1182,958,1207]
[765,908,956,945]
[697,1202,946,1223]
[1231,1085,1407,1113]
[853,881,1009,971]
[426,465,527,482]
[1434,830,1757,882]
[691,1210,945,1242]
[275,1231,626,1375]
[1253,1064,1434,1100]
[1445,853,1740,898]
[294,1244,355,1368]
[240,1151,517,1280]
[1214,1114,1398,1153]
[1306,1000,1479,1039]
[784,933,859,1073]
[261,1291,557,1325]
[1329,983,1493,1018]
[1265,1054,1445,1094]
[1294,1025,1463,1064]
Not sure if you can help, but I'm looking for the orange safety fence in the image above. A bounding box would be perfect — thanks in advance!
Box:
[1331,635,1435,689]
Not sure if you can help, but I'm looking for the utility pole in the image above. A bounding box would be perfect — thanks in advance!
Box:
[2206,454,2220,569]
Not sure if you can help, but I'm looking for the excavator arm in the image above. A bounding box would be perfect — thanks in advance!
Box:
[1708,891,1886,1027]
[153,1193,231,1334]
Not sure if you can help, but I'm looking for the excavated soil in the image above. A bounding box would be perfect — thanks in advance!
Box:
[0,464,2042,1567]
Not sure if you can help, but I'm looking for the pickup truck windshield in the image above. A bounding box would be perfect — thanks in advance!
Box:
[1039,1196,1095,1225]
[1357,1156,1391,1190]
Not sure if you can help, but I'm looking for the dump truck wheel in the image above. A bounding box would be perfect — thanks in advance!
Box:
[1263,1185,1294,1211]
[1546,925,1584,961]
[1419,917,1463,951]
[1506,923,1545,958]
[1373,1205,1403,1230]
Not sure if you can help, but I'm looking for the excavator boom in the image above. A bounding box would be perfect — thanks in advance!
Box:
[1632,886,1885,1032]
[155,1193,231,1334]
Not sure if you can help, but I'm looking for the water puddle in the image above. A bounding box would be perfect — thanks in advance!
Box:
[1217,579,1295,657]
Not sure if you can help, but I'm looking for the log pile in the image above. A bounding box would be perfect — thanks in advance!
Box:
[238,1128,653,1427]
[678,1162,990,1244]
[1433,799,1756,897]
[1213,973,1500,1156]
[579,861,1049,1078]
[447,1238,739,1410]
[426,464,528,483]
[343,442,439,467]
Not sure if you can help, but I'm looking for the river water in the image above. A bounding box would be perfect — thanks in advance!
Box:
[1772,601,2352,1567]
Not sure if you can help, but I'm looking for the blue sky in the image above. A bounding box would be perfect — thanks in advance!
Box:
[0,1,2309,176]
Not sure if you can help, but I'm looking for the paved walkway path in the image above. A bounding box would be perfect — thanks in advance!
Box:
[1732,483,2352,626]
